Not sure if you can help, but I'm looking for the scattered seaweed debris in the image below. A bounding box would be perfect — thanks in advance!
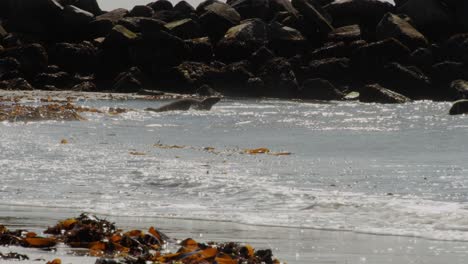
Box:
[0,252,29,260]
[1,214,282,264]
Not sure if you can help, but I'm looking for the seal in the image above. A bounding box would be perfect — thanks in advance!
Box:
[145,97,221,112]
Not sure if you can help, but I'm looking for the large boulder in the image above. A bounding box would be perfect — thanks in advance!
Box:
[49,41,98,74]
[352,38,411,72]
[148,0,174,12]
[185,37,214,62]
[327,24,362,42]
[165,19,203,40]
[258,57,298,98]
[431,61,468,84]
[174,1,196,16]
[450,80,468,100]
[449,100,468,115]
[307,57,351,81]
[216,19,268,62]
[376,13,428,50]
[396,0,453,38]
[381,62,432,99]
[103,25,139,48]
[128,5,155,17]
[34,71,72,89]
[70,0,102,16]
[299,78,344,100]
[359,83,411,103]
[95,8,129,23]
[199,2,241,41]
[292,0,333,36]
[63,5,95,28]
[3,43,48,78]
[267,22,306,57]
[229,0,270,20]
[112,67,143,93]
[163,61,221,93]
[442,34,468,64]
[324,0,394,34]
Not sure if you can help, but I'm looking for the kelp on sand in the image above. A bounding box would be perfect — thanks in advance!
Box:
[0,213,282,264]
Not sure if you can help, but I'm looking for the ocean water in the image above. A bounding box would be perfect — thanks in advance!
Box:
[1,98,468,242]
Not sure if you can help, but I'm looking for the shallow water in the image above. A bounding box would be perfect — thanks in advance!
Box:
[1,99,468,243]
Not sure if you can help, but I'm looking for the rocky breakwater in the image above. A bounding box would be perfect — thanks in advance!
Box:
[2,0,468,105]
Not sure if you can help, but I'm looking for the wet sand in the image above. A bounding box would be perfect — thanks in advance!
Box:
[1,205,467,264]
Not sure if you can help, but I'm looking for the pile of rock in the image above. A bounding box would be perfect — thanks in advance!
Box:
[1,0,468,104]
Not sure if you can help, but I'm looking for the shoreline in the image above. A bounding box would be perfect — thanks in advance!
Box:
[1,205,468,264]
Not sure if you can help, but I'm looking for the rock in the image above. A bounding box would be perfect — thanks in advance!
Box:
[0,24,8,39]
[185,37,213,62]
[128,5,154,17]
[325,0,394,31]
[268,22,306,57]
[195,84,221,96]
[431,61,468,83]
[112,67,143,93]
[396,0,453,38]
[450,80,468,100]
[327,24,361,42]
[87,18,114,38]
[95,8,129,23]
[258,57,298,98]
[174,1,196,16]
[0,57,20,79]
[308,57,350,80]
[152,10,186,23]
[164,61,221,93]
[269,0,299,17]
[71,81,97,91]
[139,17,168,34]
[34,71,72,89]
[449,100,468,115]
[63,5,95,28]
[196,0,222,14]
[103,25,138,48]
[3,43,48,78]
[311,41,348,59]
[165,19,203,40]
[229,0,270,20]
[352,38,411,71]
[299,78,344,100]
[359,83,411,103]
[50,41,98,74]
[216,18,268,62]
[409,47,433,70]
[376,13,427,50]
[214,61,257,96]
[148,0,174,12]
[382,62,431,99]
[443,34,468,64]
[250,46,275,67]
[199,2,241,41]
[292,0,333,35]
[72,0,102,16]
[0,77,33,90]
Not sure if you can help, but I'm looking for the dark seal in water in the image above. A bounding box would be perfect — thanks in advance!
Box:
[146,97,221,112]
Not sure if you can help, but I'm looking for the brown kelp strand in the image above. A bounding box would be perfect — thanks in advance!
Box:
[0,213,282,264]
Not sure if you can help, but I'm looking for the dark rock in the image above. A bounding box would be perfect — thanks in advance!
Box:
[164,61,221,93]
[382,62,431,99]
[199,2,241,41]
[0,24,8,39]
[34,71,72,89]
[449,100,468,115]
[174,1,196,16]
[117,17,144,33]
[185,37,213,62]
[299,78,343,100]
[72,0,102,16]
[3,43,48,78]
[325,0,394,38]
[139,17,168,34]
[269,0,299,17]
[63,5,95,28]
[311,41,348,60]
[352,38,411,71]
[359,83,410,103]
[103,25,139,48]
[87,19,115,38]
[0,78,33,90]
[327,24,361,42]
[292,0,333,36]
[152,10,186,23]
[258,57,298,98]
[128,5,155,17]
[431,61,468,83]
[95,8,129,23]
[50,41,98,74]
[165,19,203,40]
[229,0,270,20]
[410,48,433,70]
[443,34,468,64]
[216,19,268,62]
[71,81,96,91]
[268,22,306,57]
[450,80,468,100]
[195,84,221,96]
[196,0,222,14]
[112,67,143,93]
[376,13,427,50]
[308,57,350,80]
[148,0,174,12]
[250,46,275,68]
[45,65,61,73]
[215,61,257,96]
[0,57,20,79]
[396,0,454,39]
